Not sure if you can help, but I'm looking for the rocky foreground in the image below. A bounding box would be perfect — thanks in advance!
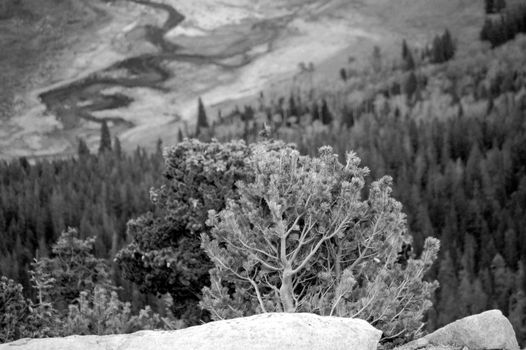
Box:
[0,310,520,350]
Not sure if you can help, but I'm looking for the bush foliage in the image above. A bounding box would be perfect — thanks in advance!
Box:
[1,229,182,343]
[201,141,439,341]
[0,277,33,343]
[31,228,113,310]
[116,139,254,323]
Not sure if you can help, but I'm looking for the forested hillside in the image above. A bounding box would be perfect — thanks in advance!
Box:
[2,0,526,346]
[0,141,165,307]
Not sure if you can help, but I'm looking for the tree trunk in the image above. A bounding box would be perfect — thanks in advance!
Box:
[280,269,296,312]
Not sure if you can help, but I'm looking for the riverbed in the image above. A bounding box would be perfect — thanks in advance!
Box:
[0,0,482,159]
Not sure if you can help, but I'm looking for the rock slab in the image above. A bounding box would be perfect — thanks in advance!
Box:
[400,310,519,350]
[0,313,382,350]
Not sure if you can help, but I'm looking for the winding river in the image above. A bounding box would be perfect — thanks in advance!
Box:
[38,0,285,131]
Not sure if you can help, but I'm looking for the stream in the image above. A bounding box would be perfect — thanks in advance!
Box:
[38,0,283,131]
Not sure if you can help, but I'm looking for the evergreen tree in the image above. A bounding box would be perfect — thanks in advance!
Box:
[437,252,461,326]
[98,121,112,154]
[405,72,418,100]
[442,30,455,61]
[202,143,440,341]
[320,99,333,125]
[402,39,410,61]
[195,97,209,137]
[372,45,382,72]
[342,105,354,128]
[458,270,472,316]
[77,138,90,157]
[405,49,416,71]
[339,68,348,82]
[27,230,180,338]
[490,253,513,311]
[177,128,184,143]
[509,289,526,342]
[289,93,298,118]
[311,101,320,121]
[30,228,112,311]
[114,137,122,159]
[402,40,415,70]
[155,138,163,158]
[116,139,254,324]
[471,278,489,313]
[431,35,445,64]
[0,277,33,343]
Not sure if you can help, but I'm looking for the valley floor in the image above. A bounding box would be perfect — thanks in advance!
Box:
[0,0,483,160]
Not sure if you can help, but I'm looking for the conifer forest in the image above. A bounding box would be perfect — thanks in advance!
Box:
[1,0,526,346]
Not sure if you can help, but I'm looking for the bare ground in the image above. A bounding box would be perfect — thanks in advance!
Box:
[0,0,483,159]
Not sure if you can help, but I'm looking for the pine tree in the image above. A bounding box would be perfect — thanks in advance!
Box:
[437,252,461,326]
[339,68,348,82]
[201,143,440,341]
[114,137,122,159]
[311,101,320,121]
[405,71,418,100]
[29,230,178,337]
[442,30,455,61]
[320,99,333,125]
[195,97,209,137]
[431,35,445,64]
[509,289,526,342]
[116,139,253,325]
[289,93,298,118]
[77,138,90,157]
[341,105,354,128]
[402,39,410,61]
[402,40,415,70]
[177,128,184,143]
[490,253,513,311]
[471,278,489,313]
[458,270,472,316]
[0,276,32,342]
[98,121,112,154]
[371,45,382,72]
[30,228,113,310]
[405,49,416,71]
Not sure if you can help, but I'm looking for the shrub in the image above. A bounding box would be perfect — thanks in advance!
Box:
[29,229,182,338]
[0,276,32,343]
[0,276,53,342]
[116,139,256,323]
[30,228,112,311]
[62,286,182,335]
[201,142,440,341]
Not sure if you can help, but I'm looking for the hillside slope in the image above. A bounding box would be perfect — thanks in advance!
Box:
[0,0,482,160]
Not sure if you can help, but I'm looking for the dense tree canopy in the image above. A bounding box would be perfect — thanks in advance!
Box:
[0,142,164,307]
[116,139,255,323]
